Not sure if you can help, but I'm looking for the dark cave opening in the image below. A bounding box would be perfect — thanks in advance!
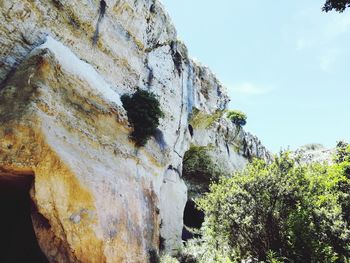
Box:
[0,173,48,263]
[182,199,205,241]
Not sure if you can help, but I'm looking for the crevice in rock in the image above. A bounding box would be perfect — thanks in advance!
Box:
[144,41,171,53]
[158,235,165,251]
[0,171,48,263]
[186,62,195,118]
[149,2,156,14]
[51,0,63,9]
[181,199,204,241]
[173,150,183,159]
[92,0,107,45]
[225,141,230,156]
[173,72,185,154]
[225,127,231,156]
[154,128,167,150]
[188,124,194,137]
[144,55,154,88]
[170,41,183,76]
[243,137,253,161]
[167,165,181,176]
[148,248,160,263]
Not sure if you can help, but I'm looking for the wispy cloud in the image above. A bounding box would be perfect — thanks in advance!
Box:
[230,82,272,96]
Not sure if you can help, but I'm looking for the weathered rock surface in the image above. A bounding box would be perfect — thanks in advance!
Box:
[0,0,270,262]
[293,144,334,164]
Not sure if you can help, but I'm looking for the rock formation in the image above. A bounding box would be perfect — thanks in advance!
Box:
[0,0,270,262]
[293,144,334,164]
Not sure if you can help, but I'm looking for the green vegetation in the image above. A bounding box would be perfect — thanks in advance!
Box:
[160,255,179,263]
[188,109,247,129]
[189,109,224,129]
[323,0,350,12]
[121,89,164,147]
[335,141,350,164]
[181,145,350,263]
[183,146,226,189]
[226,110,247,126]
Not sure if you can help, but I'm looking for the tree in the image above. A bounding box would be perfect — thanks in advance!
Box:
[226,110,247,126]
[323,0,350,12]
[334,141,350,164]
[196,152,350,262]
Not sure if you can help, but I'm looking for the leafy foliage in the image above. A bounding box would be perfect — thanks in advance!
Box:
[195,152,350,262]
[189,108,224,129]
[323,0,350,12]
[160,255,179,263]
[334,142,350,228]
[226,110,247,126]
[121,89,164,147]
[183,146,226,190]
[335,141,350,164]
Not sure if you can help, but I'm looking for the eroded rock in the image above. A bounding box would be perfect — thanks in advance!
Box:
[0,1,270,262]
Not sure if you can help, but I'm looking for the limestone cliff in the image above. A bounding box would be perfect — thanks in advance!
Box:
[293,144,334,164]
[0,0,270,262]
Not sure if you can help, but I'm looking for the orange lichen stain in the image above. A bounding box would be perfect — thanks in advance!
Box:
[36,56,52,77]
[93,116,131,145]
[36,101,55,116]
[33,136,106,263]
[34,142,94,211]
[0,125,105,262]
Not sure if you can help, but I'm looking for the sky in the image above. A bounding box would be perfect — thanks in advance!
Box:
[160,0,350,153]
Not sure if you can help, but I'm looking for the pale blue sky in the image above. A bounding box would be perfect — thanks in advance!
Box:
[161,0,350,153]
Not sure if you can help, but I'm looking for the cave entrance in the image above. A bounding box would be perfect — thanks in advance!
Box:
[182,199,205,241]
[0,171,48,263]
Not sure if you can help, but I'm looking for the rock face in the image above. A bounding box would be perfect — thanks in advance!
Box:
[0,1,270,262]
[293,144,334,164]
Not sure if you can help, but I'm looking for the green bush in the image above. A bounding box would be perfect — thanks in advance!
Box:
[160,255,179,263]
[189,108,225,129]
[196,152,350,262]
[183,146,225,189]
[335,141,350,164]
[334,142,350,228]
[121,89,164,147]
[226,110,247,126]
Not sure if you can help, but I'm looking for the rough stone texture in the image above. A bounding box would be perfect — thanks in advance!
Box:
[293,144,335,164]
[0,0,270,262]
[191,114,271,171]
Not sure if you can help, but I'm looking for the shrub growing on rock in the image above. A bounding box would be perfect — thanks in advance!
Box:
[226,110,247,126]
[121,89,164,147]
[183,146,225,190]
[189,108,224,129]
